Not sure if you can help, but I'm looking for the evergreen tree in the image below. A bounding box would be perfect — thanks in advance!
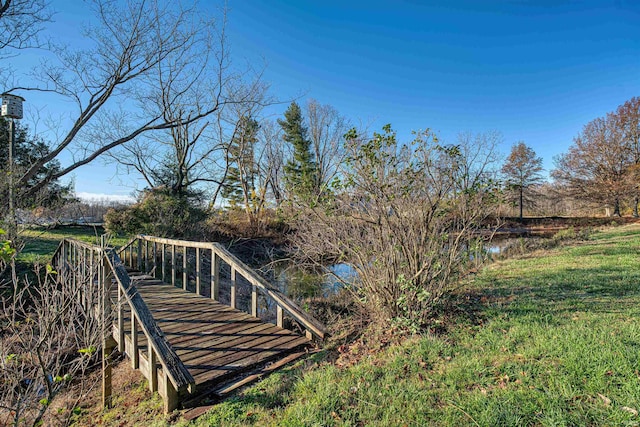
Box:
[278,102,317,202]
[0,118,74,211]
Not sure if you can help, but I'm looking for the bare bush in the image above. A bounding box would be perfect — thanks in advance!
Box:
[293,126,501,330]
[0,261,103,426]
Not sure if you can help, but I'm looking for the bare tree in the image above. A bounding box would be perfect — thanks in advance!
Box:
[552,113,632,216]
[306,99,349,191]
[258,120,286,207]
[0,0,51,53]
[7,0,237,202]
[616,97,640,216]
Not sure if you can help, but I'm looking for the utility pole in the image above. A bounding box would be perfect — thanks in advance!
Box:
[1,94,25,244]
[8,118,15,240]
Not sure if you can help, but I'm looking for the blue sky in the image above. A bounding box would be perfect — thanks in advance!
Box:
[7,0,640,200]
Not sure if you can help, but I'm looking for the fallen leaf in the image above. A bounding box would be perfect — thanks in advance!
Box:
[621,406,638,416]
[597,393,611,406]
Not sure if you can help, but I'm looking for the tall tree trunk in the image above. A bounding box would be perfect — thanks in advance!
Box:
[614,198,621,217]
[634,195,639,218]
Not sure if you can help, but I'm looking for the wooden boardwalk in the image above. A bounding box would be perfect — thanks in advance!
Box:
[115,272,310,390]
[51,235,327,413]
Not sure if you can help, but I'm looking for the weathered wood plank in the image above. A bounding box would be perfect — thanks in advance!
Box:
[104,251,195,392]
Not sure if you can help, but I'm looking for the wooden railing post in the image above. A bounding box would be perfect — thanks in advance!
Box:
[118,286,125,353]
[161,243,166,282]
[144,240,149,273]
[171,245,176,287]
[195,247,201,295]
[211,249,219,301]
[149,348,158,393]
[162,372,179,413]
[137,239,142,272]
[251,284,258,317]
[153,241,157,277]
[131,314,139,369]
[182,246,188,290]
[230,267,237,309]
[277,305,283,328]
[101,249,116,409]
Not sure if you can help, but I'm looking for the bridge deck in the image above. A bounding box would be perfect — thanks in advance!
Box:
[114,272,311,393]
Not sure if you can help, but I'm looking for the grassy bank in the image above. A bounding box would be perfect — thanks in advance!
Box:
[180,224,640,426]
[17,225,129,264]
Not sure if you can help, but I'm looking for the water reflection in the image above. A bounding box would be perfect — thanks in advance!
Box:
[270,263,357,300]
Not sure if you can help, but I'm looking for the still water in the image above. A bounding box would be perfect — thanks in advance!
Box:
[268,237,539,300]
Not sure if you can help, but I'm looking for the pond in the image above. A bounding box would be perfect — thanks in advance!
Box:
[267,263,357,300]
[269,236,549,300]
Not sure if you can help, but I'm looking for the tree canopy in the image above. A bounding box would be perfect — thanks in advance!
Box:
[502,141,544,221]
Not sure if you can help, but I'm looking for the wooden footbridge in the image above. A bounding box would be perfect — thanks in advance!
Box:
[51,235,327,413]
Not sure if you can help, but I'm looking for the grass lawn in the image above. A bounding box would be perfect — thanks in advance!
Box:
[182,224,640,426]
[17,225,130,264]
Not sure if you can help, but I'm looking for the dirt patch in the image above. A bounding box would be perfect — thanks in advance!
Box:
[50,358,174,427]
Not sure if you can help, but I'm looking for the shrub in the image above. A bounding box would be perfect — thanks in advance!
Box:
[293,126,501,330]
[104,188,206,238]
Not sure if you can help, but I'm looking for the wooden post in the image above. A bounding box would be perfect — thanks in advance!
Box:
[101,251,116,409]
[182,246,187,291]
[153,242,157,278]
[137,239,142,272]
[162,372,179,413]
[161,243,166,282]
[149,348,158,393]
[211,250,219,301]
[118,286,124,353]
[144,240,149,274]
[131,314,139,369]
[251,284,257,317]
[230,267,237,309]
[277,305,283,328]
[195,247,201,295]
[171,245,176,287]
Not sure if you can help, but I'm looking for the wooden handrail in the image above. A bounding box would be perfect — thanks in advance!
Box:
[52,238,195,394]
[103,250,195,392]
[126,234,328,340]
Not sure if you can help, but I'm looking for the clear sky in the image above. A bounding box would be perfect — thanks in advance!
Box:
[7,0,640,201]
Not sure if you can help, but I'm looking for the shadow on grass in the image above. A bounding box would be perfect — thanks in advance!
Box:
[463,264,640,328]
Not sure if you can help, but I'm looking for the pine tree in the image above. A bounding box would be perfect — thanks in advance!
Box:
[278,102,317,202]
[0,118,73,211]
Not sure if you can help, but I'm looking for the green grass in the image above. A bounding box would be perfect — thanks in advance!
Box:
[183,224,640,426]
[17,225,130,264]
